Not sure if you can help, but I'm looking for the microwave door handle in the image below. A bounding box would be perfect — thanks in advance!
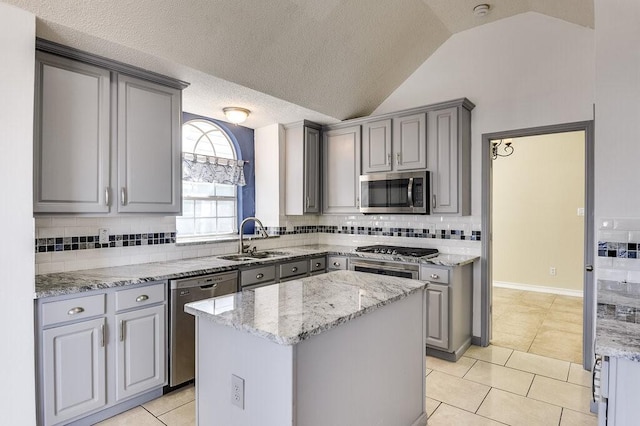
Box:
[407,177,414,207]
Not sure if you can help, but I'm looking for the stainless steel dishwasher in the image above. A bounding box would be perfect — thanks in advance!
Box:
[169,270,238,387]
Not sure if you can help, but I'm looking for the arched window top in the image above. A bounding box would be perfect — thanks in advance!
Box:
[182,119,236,160]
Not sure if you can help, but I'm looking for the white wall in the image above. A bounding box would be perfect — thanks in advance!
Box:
[374,12,595,337]
[0,2,36,423]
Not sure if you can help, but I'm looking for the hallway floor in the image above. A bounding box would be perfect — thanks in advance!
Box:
[97,345,596,425]
[492,286,583,364]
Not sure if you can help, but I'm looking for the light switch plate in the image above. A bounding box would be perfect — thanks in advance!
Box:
[99,228,109,244]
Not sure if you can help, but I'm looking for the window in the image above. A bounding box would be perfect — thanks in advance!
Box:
[177,120,239,238]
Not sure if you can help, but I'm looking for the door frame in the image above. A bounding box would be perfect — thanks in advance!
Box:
[480,120,595,370]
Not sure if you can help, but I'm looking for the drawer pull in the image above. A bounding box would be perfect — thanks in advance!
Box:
[291,267,298,273]
[256,273,264,280]
[333,262,340,267]
[430,274,439,280]
[67,307,85,315]
[136,295,149,303]
[315,262,321,268]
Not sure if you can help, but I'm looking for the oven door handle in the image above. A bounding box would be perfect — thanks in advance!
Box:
[407,177,414,207]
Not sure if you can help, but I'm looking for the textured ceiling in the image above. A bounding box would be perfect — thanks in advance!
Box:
[7,0,593,127]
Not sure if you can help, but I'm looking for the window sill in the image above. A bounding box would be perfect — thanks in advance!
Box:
[175,234,280,247]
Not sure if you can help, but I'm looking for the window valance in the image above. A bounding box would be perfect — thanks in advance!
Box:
[182,153,246,186]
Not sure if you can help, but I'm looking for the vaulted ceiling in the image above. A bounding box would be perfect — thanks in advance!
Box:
[7,0,593,127]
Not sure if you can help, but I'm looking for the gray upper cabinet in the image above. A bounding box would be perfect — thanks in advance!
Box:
[394,113,427,171]
[285,121,321,215]
[362,114,426,174]
[362,119,392,173]
[117,75,181,213]
[322,126,362,214]
[34,44,186,215]
[34,52,111,213]
[427,101,472,215]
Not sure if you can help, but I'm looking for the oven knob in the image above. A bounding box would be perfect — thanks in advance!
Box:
[391,250,397,255]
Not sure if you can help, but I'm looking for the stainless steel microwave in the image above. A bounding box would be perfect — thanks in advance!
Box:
[359,170,429,214]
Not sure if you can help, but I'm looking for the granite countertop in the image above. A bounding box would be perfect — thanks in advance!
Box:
[596,280,640,362]
[34,243,479,299]
[184,270,427,345]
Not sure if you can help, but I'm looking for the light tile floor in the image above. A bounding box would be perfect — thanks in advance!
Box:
[492,286,584,364]
[99,345,597,426]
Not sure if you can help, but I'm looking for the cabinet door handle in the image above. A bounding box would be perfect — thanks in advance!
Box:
[121,187,127,206]
[333,262,340,267]
[356,197,360,208]
[105,187,110,206]
[256,273,264,280]
[136,295,149,303]
[100,324,105,347]
[432,195,436,209]
[67,307,85,315]
[387,153,391,165]
[120,320,125,342]
[291,267,298,273]
[306,197,310,209]
[430,274,439,279]
[396,152,401,165]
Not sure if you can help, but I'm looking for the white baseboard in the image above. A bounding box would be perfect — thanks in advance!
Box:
[493,281,583,298]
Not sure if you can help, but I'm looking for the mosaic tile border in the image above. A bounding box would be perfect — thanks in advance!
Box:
[264,225,481,241]
[598,241,640,259]
[598,302,640,324]
[35,232,177,253]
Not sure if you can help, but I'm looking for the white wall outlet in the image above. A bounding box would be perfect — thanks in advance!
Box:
[231,374,244,409]
[99,228,109,244]
[550,267,557,276]
[286,221,293,233]
[577,207,585,216]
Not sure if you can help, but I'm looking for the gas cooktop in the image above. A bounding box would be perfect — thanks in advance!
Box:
[355,245,439,258]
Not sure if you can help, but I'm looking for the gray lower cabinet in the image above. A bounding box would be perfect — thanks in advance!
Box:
[427,100,473,215]
[327,255,348,271]
[598,356,640,425]
[322,126,362,214]
[34,48,183,215]
[36,282,167,425]
[421,263,473,361]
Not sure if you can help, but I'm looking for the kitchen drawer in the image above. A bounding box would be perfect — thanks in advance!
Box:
[41,293,106,327]
[327,255,348,270]
[241,265,276,287]
[309,256,326,272]
[279,259,309,280]
[115,282,165,312]
[421,266,450,284]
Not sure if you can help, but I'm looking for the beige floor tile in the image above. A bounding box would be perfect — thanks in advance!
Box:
[567,363,591,388]
[94,406,164,426]
[529,328,582,364]
[547,309,582,324]
[491,331,534,352]
[426,367,433,376]
[540,317,583,334]
[426,355,476,377]
[143,384,195,416]
[528,375,593,414]
[517,292,556,309]
[477,388,562,426]
[493,287,525,299]
[426,397,441,418]
[505,350,570,380]
[493,318,539,339]
[425,370,490,413]
[464,360,534,396]
[464,344,513,366]
[428,403,504,426]
[157,400,196,426]
[552,296,583,312]
[560,408,598,426]
[499,311,547,329]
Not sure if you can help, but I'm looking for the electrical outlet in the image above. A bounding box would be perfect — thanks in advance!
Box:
[231,374,244,409]
[99,228,109,244]
[577,207,585,217]
[550,267,557,276]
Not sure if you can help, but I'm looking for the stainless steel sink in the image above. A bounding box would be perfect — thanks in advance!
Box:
[218,251,288,261]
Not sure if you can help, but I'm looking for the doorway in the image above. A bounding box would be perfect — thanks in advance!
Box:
[480,121,595,370]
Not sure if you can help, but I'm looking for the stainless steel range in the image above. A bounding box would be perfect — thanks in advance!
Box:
[348,245,439,279]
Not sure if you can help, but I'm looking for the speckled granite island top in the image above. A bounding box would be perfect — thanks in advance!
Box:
[34,243,478,299]
[184,270,427,345]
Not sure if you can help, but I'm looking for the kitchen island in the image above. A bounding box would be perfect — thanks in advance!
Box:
[185,270,428,426]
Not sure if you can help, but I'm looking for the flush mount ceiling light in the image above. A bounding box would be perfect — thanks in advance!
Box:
[492,139,514,160]
[223,107,250,124]
[473,4,490,17]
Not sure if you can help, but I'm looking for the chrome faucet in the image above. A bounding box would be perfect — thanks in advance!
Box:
[239,217,269,254]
